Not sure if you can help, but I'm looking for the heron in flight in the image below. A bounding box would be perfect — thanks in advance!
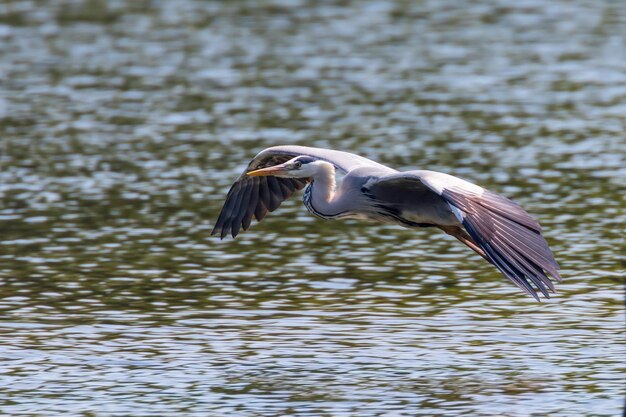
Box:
[212,145,561,300]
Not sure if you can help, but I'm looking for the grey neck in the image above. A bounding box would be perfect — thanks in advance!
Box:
[303,162,344,219]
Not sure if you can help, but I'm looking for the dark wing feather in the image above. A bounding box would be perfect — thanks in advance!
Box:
[266,176,285,211]
[211,153,308,239]
[241,177,259,231]
[441,186,561,292]
[258,177,271,213]
[373,170,561,300]
[439,188,561,300]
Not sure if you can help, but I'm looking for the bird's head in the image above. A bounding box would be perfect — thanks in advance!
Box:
[246,156,320,178]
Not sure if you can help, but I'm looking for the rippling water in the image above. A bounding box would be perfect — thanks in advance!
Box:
[0,1,624,416]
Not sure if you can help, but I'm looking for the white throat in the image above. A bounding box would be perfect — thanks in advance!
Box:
[303,161,342,218]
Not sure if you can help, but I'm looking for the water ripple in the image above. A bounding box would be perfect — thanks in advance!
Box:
[0,0,624,416]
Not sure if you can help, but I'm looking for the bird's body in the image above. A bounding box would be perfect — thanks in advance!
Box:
[302,165,456,227]
[212,145,561,300]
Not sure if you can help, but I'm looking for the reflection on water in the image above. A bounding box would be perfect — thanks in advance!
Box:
[0,0,624,415]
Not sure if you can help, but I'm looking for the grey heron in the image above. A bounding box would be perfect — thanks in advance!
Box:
[212,145,561,300]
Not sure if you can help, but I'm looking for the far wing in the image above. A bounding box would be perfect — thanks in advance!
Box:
[253,145,396,174]
[211,152,308,239]
[371,170,561,300]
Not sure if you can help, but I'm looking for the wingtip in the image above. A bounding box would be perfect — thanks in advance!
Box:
[515,283,541,301]
[211,227,226,240]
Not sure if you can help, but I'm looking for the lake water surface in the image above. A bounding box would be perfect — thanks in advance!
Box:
[0,1,624,416]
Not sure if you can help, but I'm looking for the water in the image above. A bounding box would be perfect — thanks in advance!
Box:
[0,1,624,415]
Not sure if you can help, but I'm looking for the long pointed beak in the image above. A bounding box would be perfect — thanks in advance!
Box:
[246,165,288,177]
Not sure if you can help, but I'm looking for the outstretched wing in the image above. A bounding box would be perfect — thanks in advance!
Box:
[211,146,396,239]
[370,170,561,300]
[211,153,308,239]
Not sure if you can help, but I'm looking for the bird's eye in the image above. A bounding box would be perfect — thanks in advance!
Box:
[294,161,302,169]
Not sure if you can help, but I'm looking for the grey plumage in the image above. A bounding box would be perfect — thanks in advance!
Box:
[212,145,561,300]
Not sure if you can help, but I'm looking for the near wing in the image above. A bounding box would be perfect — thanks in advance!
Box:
[371,170,561,300]
[211,146,395,239]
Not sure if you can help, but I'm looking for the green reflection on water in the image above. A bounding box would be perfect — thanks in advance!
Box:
[0,0,624,416]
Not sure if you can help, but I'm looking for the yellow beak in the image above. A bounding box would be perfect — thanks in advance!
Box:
[246,165,288,177]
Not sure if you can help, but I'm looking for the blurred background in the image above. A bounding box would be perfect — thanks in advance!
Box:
[0,0,624,416]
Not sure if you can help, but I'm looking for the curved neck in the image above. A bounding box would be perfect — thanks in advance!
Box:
[304,162,342,218]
